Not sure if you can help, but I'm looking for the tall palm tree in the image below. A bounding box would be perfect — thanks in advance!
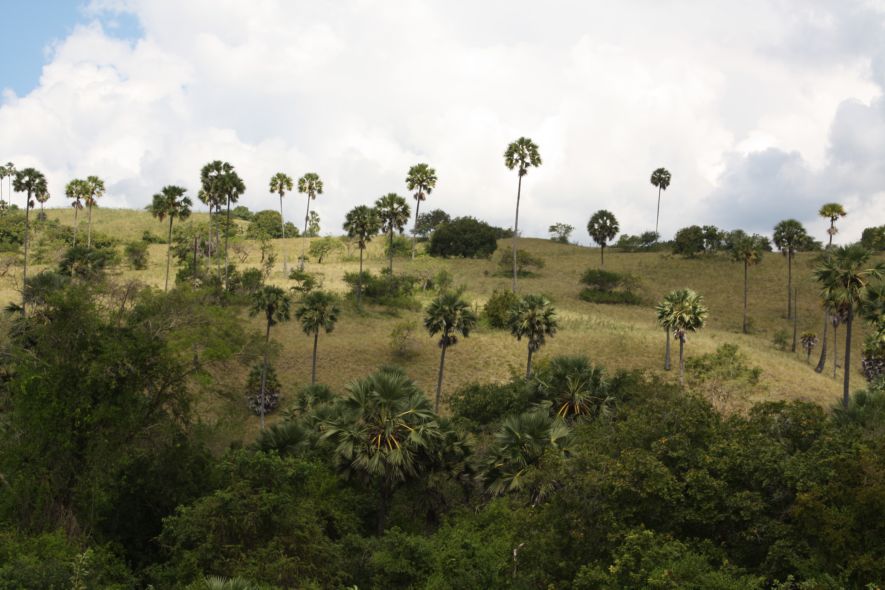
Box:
[405,163,437,260]
[12,167,47,317]
[343,205,381,306]
[650,167,671,235]
[295,290,340,385]
[83,175,105,248]
[508,294,558,378]
[249,286,292,429]
[655,289,685,371]
[200,160,240,276]
[297,172,323,270]
[65,179,87,247]
[150,185,192,292]
[657,288,708,385]
[269,171,293,240]
[730,233,767,334]
[321,368,444,533]
[424,291,478,411]
[222,170,245,285]
[773,219,811,319]
[504,138,542,293]
[587,210,619,266]
[35,188,49,219]
[818,202,846,248]
[374,193,411,273]
[814,245,883,407]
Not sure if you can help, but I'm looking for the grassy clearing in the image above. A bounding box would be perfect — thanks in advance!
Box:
[8,208,880,432]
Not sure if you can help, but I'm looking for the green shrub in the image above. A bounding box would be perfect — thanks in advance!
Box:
[579,268,640,305]
[246,210,298,239]
[861,225,885,250]
[496,248,545,277]
[288,268,320,294]
[579,288,641,304]
[449,380,533,426]
[342,271,420,308]
[58,245,119,279]
[384,235,412,259]
[428,217,498,258]
[389,320,418,358]
[483,289,520,328]
[124,240,149,270]
[673,225,706,257]
[141,230,166,244]
[245,364,282,416]
[308,236,342,263]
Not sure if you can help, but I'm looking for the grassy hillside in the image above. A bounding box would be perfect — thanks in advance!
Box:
[12,207,879,431]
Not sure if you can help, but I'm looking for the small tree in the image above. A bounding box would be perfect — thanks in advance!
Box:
[414,208,450,239]
[374,193,411,273]
[800,331,819,362]
[343,205,381,306]
[424,291,478,411]
[508,294,558,378]
[65,179,87,247]
[587,210,619,266]
[249,286,292,429]
[269,172,294,241]
[150,185,192,291]
[548,223,574,244]
[504,137,542,293]
[657,289,708,384]
[295,290,340,385]
[306,210,320,237]
[83,175,105,248]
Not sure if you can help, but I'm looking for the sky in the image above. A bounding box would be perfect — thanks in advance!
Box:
[0,0,883,245]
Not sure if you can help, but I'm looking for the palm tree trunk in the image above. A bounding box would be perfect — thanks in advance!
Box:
[280,193,288,273]
[357,246,364,306]
[22,190,30,317]
[791,287,798,353]
[165,217,173,292]
[388,229,395,273]
[435,342,447,412]
[192,235,198,279]
[787,251,793,319]
[742,260,749,333]
[377,482,391,535]
[655,185,662,235]
[311,331,319,385]
[411,198,421,260]
[815,309,829,373]
[512,174,523,294]
[664,327,671,370]
[224,196,231,287]
[72,207,79,247]
[87,204,93,248]
[843,306,853,408]
[828,220,834,247]
[300,195,311,271]
[259,321,271,430]
[833,323,838,378]
[600,244,605,267]
[678,336,685,385]
[526,347,533,379]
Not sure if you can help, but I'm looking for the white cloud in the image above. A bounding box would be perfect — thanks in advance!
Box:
[1,0,883,244]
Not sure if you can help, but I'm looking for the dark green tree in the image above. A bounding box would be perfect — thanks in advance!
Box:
[269,172,293,240]
[508,294,558,378]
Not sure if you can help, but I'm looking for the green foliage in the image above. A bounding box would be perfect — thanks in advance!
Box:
[482,289,520,329]
[342,270,420,309]
[308,236,341,263]
[579,268,641,304]
[389,320,418,358]
[246,210,298,239]
[287,268,319,294]
[57,245,119,279]
[496,248,545,277]
[548,222,574,244]
[686,344,761,386]
[428,216,498,258]
[448,380,533,427]
[245,363,282,415]
[124,240,149,270]
[772,329,789,351]
[230,205,254,221]
[587,209,619,249]
[384,234,412,259]
[616,231,660,252]
[860,224,885,250]
[414,208,450,239]
[579,289,641,304]
[673,225,706,257]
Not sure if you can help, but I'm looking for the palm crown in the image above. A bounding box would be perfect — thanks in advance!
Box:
[504,137,542,176]
[270,172,294,198]
[150,185,192,222]
[405,163,437,201]
[66,179,87,209]
[375,193,411,235]
[773,219,810,254]
[83,175,105,207]
[13,168,47,207]
[297,172,323,199]
[343,205,381,248]
[424,291,477,347]
[587,210,619,247]
[296,291,340,336]
[656,289,708,339]
[509,294,558,353]
[650,167,671,190]
[249,286,292,327]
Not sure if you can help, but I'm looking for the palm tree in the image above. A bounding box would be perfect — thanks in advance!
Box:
[249,286,292,429]
[818,203,846,248]
[657,288,708,384]
[374,193,411,273]
[200,160,240,276]
[534,355,611,421]
[0,164,8,209]
[321,368,443,533]
[65,179,87,247]
[508,294,558,378]
[773,219,811,319]
[297,172,323,270]
[150,185,192,292]
[12,167,46,317]
[504,138,542,293]
[655,289,685,371]
[269,171,294,240]
[830,306,848,378]
[2,162,13,210]
[800,332,819,362]
[650,167,671,235]
[587,210,619,266]
[814,245,883,407]
[343,205,381,306]
[35,188,49,219]
[730,233,767,334]
[295,290,340,385]
[83,175,105,248]
[424,290,478,411]
[405,163,437,260]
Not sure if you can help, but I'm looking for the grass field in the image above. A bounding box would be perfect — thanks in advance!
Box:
[10,207,880,438]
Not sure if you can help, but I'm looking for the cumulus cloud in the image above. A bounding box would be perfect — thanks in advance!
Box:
[0,0,883,243]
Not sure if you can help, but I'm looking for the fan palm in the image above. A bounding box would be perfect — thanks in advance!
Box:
[83,175,105,248]
[343,205,381,306]
[12,167,47,317]
[424,291,478,411]
[34,186,49,218]
[0,164,7,208]
[730,233,767,333]
[65,179,87,247]
[534,356,610,420]
[297,172,323,270]
[249,286,292,429]
[650,167,671,235]
[587,209,619,266]
[813,245,883,407]
[818,203,846,247]
[295,290,340,385]
[200,160,242,278]
[269,171,294,240]
[773,219,811,318]
[800,332,819,362]
[504,138,542,293]
[150,185,192,291]
[405,163,437,259]
[655,289,683,371]
[657,288,708,384]
[374,193,411,273]
[508,294,558,378]
[321,368,443,533]
[1,162,13,210]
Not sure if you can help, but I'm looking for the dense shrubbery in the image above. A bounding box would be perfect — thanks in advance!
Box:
[615,230,661,252]
[496,248,545,277]
[861,224,885,250]
[124,240,149,269]
[428,216,499,258]
[343,270,420,308]
[246,210,298,239]
[578,268,641,304]
[482,289,520,328]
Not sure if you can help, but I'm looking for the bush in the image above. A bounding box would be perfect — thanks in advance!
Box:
[673,225,706,257]
[579,268,641,305]
[309,236,342,263]
[861,225,885,250]
[772,329,789,351]
[141,230,166,244]
[579,289,641,304]
[449,380,533,426]
[483,289,520,329]
[616,231,660,252]
[245,364,282,416]
[246,210,299,239]
[389,320,418,358]
[342,271,420,308]
[428,217,498,258]
[496,248,545,277]
[58,245,119,279]
[288,268,320,294]
[384,234,412,259]
[231,205,254,221]
[124,240,149,270]
[414,209,451,240]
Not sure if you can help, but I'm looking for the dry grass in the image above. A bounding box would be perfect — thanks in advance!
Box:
[7,207,880,432]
